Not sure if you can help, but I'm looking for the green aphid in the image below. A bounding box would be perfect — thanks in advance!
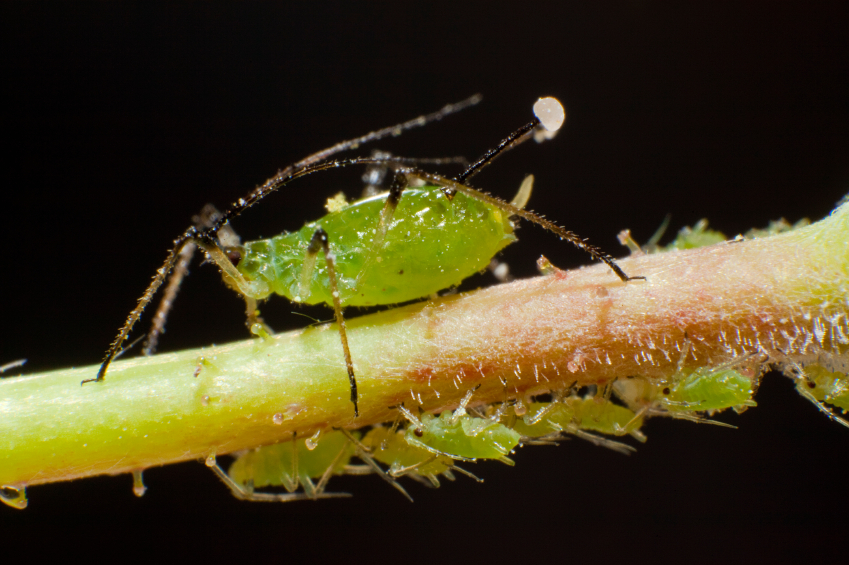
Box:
[664,368,758,413]
[613,357,758,431]
[218,430,357,501]
[92,96,644,419]
[511,398,645,441]
[236,187,516,307]
[398,399,521,462]
[797,366,849,411]
[663,219,727,251]
[362,426,476,488]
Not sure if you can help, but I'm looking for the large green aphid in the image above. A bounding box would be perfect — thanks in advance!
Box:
[236,186,517,307]
[90,95,643,418]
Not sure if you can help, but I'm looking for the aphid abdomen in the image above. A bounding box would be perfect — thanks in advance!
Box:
[236,187,516,307]
[406,411,520,460]
[228,431,356,490]
[363,426,453,477]
[571,397,644,437]
[670,368,757,412]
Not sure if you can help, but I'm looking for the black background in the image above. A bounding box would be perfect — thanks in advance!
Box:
[2,3,848,564]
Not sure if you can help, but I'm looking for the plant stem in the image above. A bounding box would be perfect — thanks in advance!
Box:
[2,201,847,490]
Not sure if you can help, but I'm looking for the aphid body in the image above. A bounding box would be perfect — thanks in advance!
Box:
[613,365,757,427]
[795,365,849,413]
[362,426,458,486]
[236,187,517,306]
[228,431,357,498]
[400,403,521,462]
[665,367,757,412]
[511,398,645,441]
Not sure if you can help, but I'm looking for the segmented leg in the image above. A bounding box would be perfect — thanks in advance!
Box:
[301,228,359,417]
[205,454,350,503]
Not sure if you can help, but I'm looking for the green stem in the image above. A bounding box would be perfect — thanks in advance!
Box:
[2,200,847,492]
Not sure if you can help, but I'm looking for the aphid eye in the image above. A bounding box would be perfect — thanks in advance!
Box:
[662,387,671,395]
[414,428,424,437]
[807,381,817,389]
[227,249,243,264]
[398,270,404,275]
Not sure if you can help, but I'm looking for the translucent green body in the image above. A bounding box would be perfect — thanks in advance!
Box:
[405,411,520,460]
[228,431,356,492]
[797,366,849,412]
[362,426,455,478]
[511,398,643,438]
[666,368,757,412]
[236,188,516,306]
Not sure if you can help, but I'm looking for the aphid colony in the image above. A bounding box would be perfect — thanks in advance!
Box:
[194,357,769,504]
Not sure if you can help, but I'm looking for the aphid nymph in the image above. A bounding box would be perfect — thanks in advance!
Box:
[88,96,643,417]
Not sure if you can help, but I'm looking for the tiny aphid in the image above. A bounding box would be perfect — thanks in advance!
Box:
[792,364,849,429]
[88,96,643,417]
[362,426,481,488]
[797,366,849,412]
[206,431,356,502]
[509,397,644,455]
[613,343,759,428]
[396,389,521,463]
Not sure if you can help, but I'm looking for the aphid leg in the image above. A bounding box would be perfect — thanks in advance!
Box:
[142,239,197,356]
[450,385,480,425]
[448,465,483,483]
[337,429,413,502]
[94,96,484,384]
[563,426,637,455]
[313,440,358,496]
[388,454,439,478]
[665,411,738,429]
[205,453,349,502]
[621,406,648,436]
[301,228,359,417]
[144,204,243,356]
[407,168,645,283]
[360,150,470,199]
[131,469,147,497]
[86,229,201,384]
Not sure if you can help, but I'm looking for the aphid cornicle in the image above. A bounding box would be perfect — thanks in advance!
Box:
[88,96,644,417]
